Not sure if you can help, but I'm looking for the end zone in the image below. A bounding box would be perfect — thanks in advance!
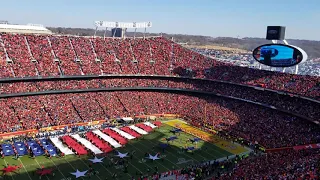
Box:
[164,119,252,155]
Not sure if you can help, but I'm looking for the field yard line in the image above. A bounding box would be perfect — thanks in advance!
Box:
[3,159,14,180]
[78,158,103,180]
[146,128,201,164]
[103,155,132,179]
[63,157,85,180]
[18,159,32,180]
[171,138,218,161]
[177,133,228,160]
[48,158,66,179]
[150,127,231,163]
[196,145,225,160]
[140,141,178,165]
[141,138,199,166]
[201,143,231,157]
[34,158,50,180]
[126,143,171,171]
[164,123,230,157]
[95,159,114,175]
[128,160,143,174]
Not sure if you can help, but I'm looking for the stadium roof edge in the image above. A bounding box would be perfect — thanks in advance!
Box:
[0,24,52,34]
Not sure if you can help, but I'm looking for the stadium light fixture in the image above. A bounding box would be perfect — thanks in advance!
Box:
[93,21,152,39]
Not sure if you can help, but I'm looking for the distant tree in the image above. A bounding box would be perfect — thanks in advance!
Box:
[46,27,320,58]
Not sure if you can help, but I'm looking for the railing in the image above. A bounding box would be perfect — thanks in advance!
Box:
[0,74,317,104]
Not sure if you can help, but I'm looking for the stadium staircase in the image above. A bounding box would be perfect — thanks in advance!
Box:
[88,38,104,75]
[148,41,156,74]
[128,39,140,73]
[45,36,63,75]
[68,37,84,75]
[24,36,40,76]
[0,36,13,77]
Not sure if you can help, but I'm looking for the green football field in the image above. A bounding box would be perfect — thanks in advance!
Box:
[0,124,233,180]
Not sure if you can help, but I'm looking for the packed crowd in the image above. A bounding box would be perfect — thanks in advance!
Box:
[139,157,236,179]
[0,92,319,149]
[221,149,320,179]
[0,78,318,121]
[153,149,320,180]
[0,32,318,180]
[0,33,318,99]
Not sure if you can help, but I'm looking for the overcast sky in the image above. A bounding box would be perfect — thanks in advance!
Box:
[1,0,320,40]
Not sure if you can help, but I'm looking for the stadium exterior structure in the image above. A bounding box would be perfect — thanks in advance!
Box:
[0,23,52,34]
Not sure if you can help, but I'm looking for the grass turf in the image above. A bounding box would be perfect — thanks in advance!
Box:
[0,124,233,180]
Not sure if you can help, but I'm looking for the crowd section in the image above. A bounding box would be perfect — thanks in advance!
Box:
[114,38,138,74]
[152,149,319,179]
[0,92,318,149]
[26,35,60,76]
[0,33,318,98]
[0,33,36,77]
[0,78,318,120]
[92,38,120,74]
[49,35,81,75]
[69,36,100,75]
[220,149,319,179]
[130,38,154,74]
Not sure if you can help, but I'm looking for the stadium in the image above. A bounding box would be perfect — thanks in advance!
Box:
[0,12,319,180]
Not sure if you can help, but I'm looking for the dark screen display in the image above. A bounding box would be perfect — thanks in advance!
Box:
[253,44,303,67]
